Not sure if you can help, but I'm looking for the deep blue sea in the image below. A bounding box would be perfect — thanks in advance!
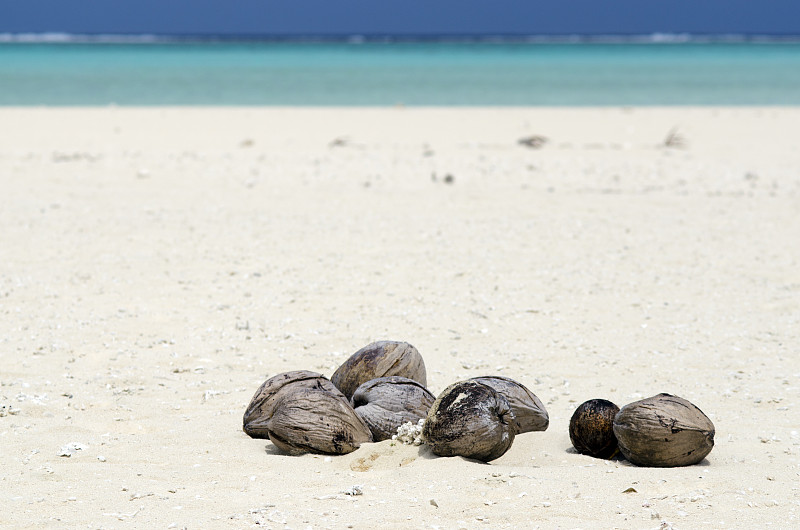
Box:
[1,38,799,105]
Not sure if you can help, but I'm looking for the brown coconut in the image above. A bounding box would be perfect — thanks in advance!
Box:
[331,341,426,400]
[613,393,715,467]
[422,380,516,462]
[243,370,372,455]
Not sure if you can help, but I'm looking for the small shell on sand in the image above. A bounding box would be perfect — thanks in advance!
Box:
[392,419,425,446]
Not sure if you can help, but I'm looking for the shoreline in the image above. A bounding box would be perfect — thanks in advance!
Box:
[3,33,800,43]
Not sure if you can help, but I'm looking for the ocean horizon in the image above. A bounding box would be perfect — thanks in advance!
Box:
[2,34,800,106]
[4,31,800,43]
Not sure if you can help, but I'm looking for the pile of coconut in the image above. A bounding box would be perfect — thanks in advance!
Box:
[243,340,714,466]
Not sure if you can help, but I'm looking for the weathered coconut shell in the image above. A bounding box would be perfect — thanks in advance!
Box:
[266,387,373,455]
[331,341,427,400]
[243,370,373,455]
[613,393,715,467]
[470,376,549,434]
[569,399,620,459]
[243,370,334,439]
[351,376,435,441]
[422,380,516,462]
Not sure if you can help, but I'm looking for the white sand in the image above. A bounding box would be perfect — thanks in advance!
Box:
[1,107,799,528]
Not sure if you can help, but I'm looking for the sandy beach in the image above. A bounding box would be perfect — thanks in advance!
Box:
[1,106,799,528]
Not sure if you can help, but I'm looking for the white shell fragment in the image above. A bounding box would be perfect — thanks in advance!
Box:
[58,442,87,457]
[342,485,363,496]
[393,419,426,446]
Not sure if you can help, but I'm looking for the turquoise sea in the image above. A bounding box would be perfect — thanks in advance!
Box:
[1,39,799,105]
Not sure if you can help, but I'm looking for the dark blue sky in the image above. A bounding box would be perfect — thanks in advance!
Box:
[3,0,800,35]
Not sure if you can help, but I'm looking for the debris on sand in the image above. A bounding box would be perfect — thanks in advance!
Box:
[58,442,87,457]
[518,135,548,149]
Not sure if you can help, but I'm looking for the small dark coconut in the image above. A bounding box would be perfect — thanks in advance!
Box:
[569,399,620,459]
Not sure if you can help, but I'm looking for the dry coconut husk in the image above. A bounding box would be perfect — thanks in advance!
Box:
[331,341,426,400]
[613,393,715,467]
[470,375,549,434]
[422,380,516,462]
[351,376,435,441]
[243,370,372,455]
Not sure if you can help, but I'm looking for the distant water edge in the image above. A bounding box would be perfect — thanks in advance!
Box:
[2,34,800,105]
[3,32,800,43]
